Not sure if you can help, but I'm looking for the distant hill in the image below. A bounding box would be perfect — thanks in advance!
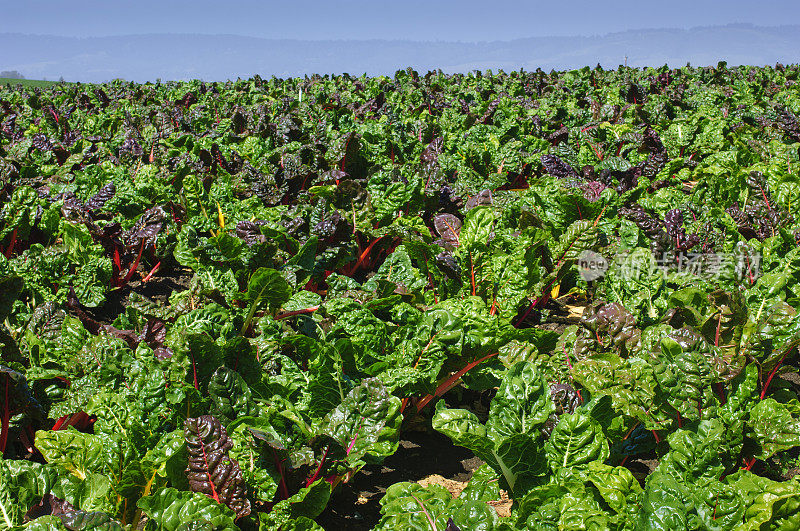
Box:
[0,77,62,88]
[1,24,799,82]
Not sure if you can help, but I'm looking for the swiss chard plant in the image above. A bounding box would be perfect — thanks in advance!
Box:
[0,63,799,529]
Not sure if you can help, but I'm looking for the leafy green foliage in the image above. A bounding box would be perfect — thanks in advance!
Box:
[1,64,800,529]
[136,487,238,530]
[375,478,499,531]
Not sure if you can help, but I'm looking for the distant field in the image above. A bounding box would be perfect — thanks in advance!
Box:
[0,77,63,88]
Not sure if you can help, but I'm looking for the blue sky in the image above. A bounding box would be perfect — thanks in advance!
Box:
[3,0,800,41]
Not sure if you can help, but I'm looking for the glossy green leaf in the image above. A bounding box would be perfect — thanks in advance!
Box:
[545,410,609,473]
[208,367,257,424]
[747,398,800,460]
[241,267,292,332]
[136,487,238,531]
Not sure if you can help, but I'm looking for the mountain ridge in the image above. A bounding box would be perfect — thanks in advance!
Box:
[2,24,799,82]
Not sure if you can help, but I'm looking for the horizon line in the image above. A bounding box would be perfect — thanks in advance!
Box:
[2,22,799,46]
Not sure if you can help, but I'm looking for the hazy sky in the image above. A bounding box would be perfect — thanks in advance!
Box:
[3,0,800,41]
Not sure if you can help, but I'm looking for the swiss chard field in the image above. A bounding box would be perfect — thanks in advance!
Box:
[1,63,800,530]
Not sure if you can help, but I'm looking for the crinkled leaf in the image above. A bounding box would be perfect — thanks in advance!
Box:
[319,378,402,465]
[583,461,642,515]
[0,458,57,530]
[241,267,292,331]
[59,510,123,530]
[544,409,609,473]
[485,361,555,443]
[375,481,498,531]
[259,479,331,529]
[207,367,257,425]
[747,398,800,460]
[136,487,238,531]
[458,206,496,251]
[35,430,120,482]
[183,415,251,519]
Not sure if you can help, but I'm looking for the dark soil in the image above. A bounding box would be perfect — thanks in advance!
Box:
[126,265,194,304]
[623,451,660,484]
[316,429,483,530]
[781,370,800,389]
